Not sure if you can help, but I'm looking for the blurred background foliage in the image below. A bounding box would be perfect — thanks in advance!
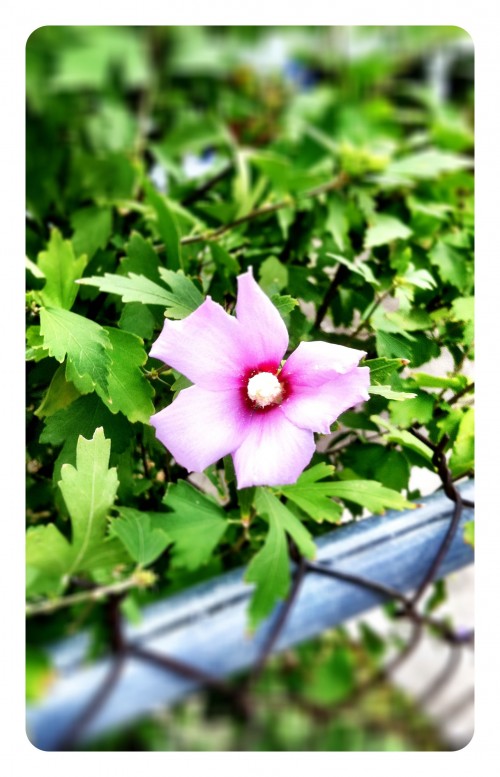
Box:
[26,25,474,751]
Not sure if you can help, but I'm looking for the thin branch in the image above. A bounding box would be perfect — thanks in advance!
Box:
[448,381,475,406]
[26,571,156,618]
[179,199,294,246]
[154,172,349,250]
[181,164,233,206]
[350,284,395,339]
[408,428,468,605]
[55,594,127,750]
[314,263,350,330]
[56,653,127,750]
[306,560,409,605]
[248,553,308,684]
[128,643,238,699]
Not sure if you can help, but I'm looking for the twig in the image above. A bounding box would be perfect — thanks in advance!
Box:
[248,553,308,684]
[26,571,156,618]
[154,172,349,250]
[408,428,467,605]
[57,653,127,750]
[314,263,350,330]
[306,560,409,605]
[56,594,127,750]
[350,284,395,339]
[448,381,475,406]
[128,643,233,693]
[128,643,252,718]
[181,164,233,206]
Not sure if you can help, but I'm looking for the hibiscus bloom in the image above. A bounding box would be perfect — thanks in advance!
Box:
[150,269,370,488]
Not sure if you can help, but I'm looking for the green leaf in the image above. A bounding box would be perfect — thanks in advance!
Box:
[399,266,437,291]
[39,307,112,394]
[209,242,240,278]
[26,255,45,280]
[170,372,193,398]
[449,408,474,477]
[326,253,380,286]
[365,357,408,386]
[245,489,316,629]
[26,647,55,703]
[374,450,410,492]
[95,327,154,424]
[27,428,121,596]
[463,520,474,548]
[40,393,132,455]
[337,411,379,432]
[121,232,161,280]
[385,309,434,332]
[36,228,87,310]
[255,489,316,559]
[383,149,472,183]
[78,270,203,318]
[368,385,417,401]
[158,268,204,318]
[35,364,80,418]
[325,480,414,514]
[411,373,468,391]
[424,579,447,614]
[291,462,334,485]
[152,482,227,569]
[80,537,132,575]
[371,415,433,464]
[245,507,290,630]
[259,256,289,295]
[325,195,349,251]
[118,302,156,339]
[364,214,412,248]
[389,393,435,427]
[58,428,119,575]
[78,272,181,307]
[407,196,453,221]
[305,644,355,704]
[270,294,299,318]
[71,206,112,259]
[375,331,415,362]
[110,508,170,566]
[280,465,343,524]
[429,240,470,291]
[250,149,328,194]
[26,524,72,596]
[451,296,474,323]
[52,27,149,90]
[145,181,181,269]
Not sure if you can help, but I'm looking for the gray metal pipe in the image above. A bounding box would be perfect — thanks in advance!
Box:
[27,481,474,750]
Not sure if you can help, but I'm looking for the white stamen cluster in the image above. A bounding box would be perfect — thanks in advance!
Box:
[247,372,283,408]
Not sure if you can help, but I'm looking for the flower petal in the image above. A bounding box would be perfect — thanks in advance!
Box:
[232,408,316,488]
[150,298,252,390]
[281,367,370,434]
[281,341,367,387]
[151,385,250,472]
[236,268,289,366]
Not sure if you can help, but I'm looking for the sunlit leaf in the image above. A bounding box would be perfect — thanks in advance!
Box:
[36,228,87,310]
[111,508,170,566]
[39,307,112,394]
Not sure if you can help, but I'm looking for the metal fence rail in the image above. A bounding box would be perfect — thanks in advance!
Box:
[26,481,474,750]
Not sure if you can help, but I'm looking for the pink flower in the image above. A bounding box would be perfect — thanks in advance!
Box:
[150,269,370,488]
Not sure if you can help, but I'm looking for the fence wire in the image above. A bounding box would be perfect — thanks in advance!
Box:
[30,426,474,750]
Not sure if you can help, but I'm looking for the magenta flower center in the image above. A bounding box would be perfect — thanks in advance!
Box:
[247,371,284,408]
